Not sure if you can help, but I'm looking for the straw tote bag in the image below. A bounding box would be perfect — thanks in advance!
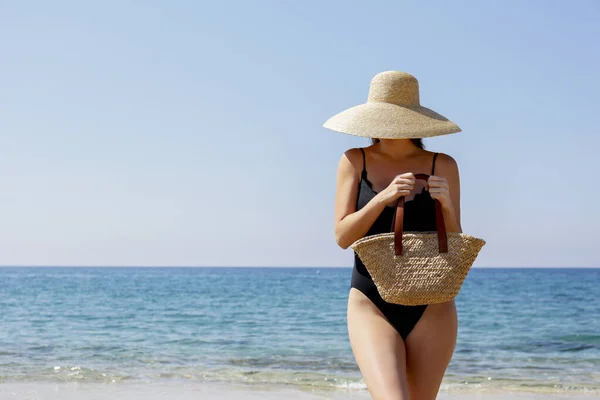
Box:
[350,173,486,306]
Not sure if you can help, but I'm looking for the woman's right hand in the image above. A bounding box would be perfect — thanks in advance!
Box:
[375,172,416,206]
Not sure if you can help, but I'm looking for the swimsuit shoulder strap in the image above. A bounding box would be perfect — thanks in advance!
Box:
[359,148,367,178]
[431,152,439,175]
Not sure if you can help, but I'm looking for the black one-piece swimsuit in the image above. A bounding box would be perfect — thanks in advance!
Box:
[351,148,439,340]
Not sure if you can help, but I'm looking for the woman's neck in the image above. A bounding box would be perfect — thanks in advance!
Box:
[373,139,421,160]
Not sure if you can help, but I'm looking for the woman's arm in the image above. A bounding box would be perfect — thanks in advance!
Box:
[334,149,388,249]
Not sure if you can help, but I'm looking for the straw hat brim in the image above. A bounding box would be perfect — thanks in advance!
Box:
[323,102,461,139]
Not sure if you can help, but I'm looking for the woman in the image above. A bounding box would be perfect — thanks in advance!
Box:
[324,71,463,400]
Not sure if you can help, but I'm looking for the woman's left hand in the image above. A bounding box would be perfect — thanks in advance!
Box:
[426,175,453,209]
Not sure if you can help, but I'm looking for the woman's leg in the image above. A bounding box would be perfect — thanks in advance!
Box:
[405,300,458,400]
[347,288,409,400]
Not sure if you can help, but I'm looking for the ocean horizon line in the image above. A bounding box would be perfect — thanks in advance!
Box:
[0,265,597,269]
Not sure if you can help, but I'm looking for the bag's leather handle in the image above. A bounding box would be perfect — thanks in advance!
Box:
[392,173,448,256]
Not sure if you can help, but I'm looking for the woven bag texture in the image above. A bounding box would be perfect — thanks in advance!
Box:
[351,232,486,305]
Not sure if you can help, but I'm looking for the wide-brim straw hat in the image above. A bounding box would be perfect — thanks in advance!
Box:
[323,71,461,139]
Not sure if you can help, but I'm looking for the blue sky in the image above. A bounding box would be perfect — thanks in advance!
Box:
[1,1,598,267]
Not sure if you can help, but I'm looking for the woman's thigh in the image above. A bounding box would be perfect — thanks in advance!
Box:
[405,300,458,400]
[347,288,410,400]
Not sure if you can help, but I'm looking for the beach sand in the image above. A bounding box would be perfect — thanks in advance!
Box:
[0,382,596,400]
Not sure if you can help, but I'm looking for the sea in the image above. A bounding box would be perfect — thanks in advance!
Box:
[0,267,598,396]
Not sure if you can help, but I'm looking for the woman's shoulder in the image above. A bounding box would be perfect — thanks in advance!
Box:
[432,151,458,167]
[429,151,459,178]
[339,147,365,172]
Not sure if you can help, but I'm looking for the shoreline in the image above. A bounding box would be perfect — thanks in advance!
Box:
[0,381,597,400]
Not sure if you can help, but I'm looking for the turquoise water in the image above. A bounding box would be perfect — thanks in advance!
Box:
[0,267,598,395]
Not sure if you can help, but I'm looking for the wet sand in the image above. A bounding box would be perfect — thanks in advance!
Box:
[0,382,596,400]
